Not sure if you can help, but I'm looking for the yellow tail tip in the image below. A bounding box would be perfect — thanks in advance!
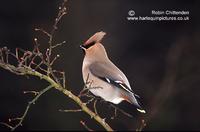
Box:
[137,108,146,113]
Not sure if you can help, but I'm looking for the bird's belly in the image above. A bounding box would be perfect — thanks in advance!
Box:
[86,76,124,104]
[82,66,124,104]
[89,80,114,98]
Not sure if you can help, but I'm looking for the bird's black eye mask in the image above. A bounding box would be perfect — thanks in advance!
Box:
[80,41,96,54]
[81,41,96,49]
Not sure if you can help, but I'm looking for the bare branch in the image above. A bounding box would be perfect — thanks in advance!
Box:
[0,85,53,131]
[0,0,114,131]
[0,122,13,130]
[0,62,113,131]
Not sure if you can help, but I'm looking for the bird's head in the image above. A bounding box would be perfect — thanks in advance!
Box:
[80,31,108,60]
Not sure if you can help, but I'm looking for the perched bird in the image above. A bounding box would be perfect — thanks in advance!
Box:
[80,31,145,113]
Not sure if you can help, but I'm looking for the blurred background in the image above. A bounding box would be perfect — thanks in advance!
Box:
[0,0,200,130]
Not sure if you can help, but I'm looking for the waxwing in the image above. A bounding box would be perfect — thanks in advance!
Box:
[80,31,145,113]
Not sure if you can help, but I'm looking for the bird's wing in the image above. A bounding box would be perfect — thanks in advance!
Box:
[89,62,134,94]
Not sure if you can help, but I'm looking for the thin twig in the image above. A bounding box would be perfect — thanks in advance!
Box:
[0,85,53,131]
[52,41,66,49]
[34,28,51,38]
[46,0,67,76]
[0,122,13,130]
[80,120,94,131]
[111,108,117,120]
[59,109,82,112]
[136,119,146,132]
[23,90,39,95]
[109,103,133,118]
[12,85,53,131]
[94,99,98,115]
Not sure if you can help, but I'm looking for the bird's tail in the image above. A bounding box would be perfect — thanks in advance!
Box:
[123,92,146,113]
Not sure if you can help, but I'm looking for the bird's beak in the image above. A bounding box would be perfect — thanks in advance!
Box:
[80,44,86,54]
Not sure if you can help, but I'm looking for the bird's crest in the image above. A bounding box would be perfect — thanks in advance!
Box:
[84,31,106,46]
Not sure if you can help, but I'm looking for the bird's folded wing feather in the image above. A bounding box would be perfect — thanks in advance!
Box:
[89,62,134,94]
